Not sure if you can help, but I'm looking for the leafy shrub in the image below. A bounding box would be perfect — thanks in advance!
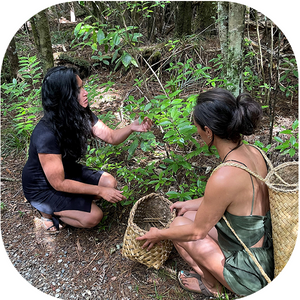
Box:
[1,55,43,154]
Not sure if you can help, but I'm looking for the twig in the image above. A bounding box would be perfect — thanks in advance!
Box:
[266,21,274,107]
[12,187,22,198]
[141,55,168,98]
[1,177,21,182]
[255,11,266,101]
[75,250,103,278]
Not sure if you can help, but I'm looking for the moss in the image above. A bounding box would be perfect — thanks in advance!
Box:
[56,53,91,78]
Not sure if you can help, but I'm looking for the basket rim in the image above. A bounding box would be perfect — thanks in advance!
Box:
[127,193,176,234]
[265,161,299,192]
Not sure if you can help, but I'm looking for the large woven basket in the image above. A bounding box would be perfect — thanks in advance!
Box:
[264,161,298,277]
[122,193,176,269]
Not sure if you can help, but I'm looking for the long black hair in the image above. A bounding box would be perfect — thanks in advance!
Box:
[193,88,262,151]
[41,66,94,160]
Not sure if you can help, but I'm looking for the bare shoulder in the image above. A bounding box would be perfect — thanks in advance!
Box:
[204,166,241,204]
[207,163,249,197]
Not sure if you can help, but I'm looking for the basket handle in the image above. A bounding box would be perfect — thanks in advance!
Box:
[222,215,272,284]
[212,145,273,183]
[249,144,273,171]
[212,162,266,183]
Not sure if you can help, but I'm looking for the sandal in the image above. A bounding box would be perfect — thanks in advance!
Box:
[41,217,61,234]
[178,270,215,297]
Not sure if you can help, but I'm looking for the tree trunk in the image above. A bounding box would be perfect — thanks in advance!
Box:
[217,2,229,55]
[30,10,54,75]
[195,1,217,34]
[5,37,19,80]
[174,1,192,37]
[69,2,76,22]
[218,2,245,96]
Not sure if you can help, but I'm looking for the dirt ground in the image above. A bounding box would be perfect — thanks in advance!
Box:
[1,69,298,300]
[0,152,230,300]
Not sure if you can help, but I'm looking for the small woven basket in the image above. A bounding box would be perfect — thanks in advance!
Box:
[122,193,176,269]
[264,161,298,277]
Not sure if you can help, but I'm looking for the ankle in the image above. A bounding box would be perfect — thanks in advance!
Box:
[40,212,53,219]
[202,278,221,296]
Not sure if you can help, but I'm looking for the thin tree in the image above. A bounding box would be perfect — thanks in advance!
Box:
[30,9,54,75]
[218,2,246,96]
[5,37,19,80]
[174,1,192,38]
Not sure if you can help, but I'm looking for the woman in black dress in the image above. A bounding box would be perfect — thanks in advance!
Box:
[22,66,152,232]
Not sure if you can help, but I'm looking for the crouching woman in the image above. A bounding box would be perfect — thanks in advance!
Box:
[22,66,152,233]
[137,88,273,297]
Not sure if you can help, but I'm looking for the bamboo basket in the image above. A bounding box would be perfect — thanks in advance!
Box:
[122,193,176,269]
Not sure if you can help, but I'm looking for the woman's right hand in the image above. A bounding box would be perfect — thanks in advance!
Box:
[99,187,126,203]
[170,197,203,216]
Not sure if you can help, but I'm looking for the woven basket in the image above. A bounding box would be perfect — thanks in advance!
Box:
[122,193,176,269]
[264,161,298,277]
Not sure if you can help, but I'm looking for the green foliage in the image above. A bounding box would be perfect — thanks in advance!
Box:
[273,120,298,157]
[165,58,211,92]
[0,202,7,211]
[1,55,43,155]
[243,38,298,101]
[84,62,223,207]
[72,19,140,70]
[279,57,298,100]
[254,119,298,158]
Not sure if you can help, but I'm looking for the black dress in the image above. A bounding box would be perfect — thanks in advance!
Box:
[22,114,104,229]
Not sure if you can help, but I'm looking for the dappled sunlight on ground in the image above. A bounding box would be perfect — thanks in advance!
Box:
[33,216,57,254]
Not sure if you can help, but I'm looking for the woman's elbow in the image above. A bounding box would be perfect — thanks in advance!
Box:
[193,231,206,240]
[48,180,64,192]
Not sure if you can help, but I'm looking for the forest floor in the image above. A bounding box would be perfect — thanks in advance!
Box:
[1,64,298,300]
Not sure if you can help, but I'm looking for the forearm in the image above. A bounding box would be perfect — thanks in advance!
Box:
[108,124,134,145]
[158,223,205,242]
[93,120,134,145]
[53,178,100,196]
[186,197,204,210]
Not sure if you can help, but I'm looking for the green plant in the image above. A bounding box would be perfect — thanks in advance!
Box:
[152,281,166,300]
[165,59,211,92]
[84,62,223,207]
[253,119,298,158]
[97,214,111,232]
[18,211,25,217]
[0,202,6,211]
[274,119,298,157]
[1,55,43,154]
[279,57,298,101]
[72,19,141,70]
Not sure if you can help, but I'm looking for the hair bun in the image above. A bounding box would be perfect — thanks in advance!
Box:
[235,93,262,135]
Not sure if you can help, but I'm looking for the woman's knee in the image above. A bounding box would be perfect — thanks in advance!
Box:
[98,172,117,188]
[82,204,103,228]
[170,215,192,228]
[83,209,103,228]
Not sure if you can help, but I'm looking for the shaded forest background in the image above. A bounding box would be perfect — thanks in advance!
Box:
[0,1,299,300]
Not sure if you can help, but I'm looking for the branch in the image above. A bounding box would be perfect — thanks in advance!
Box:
[141,55,168,98]
[1,177,21,182]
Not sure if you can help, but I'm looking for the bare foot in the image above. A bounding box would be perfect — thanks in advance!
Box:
[178,270,219,297]
[179,271,202,292]
[41,217,63,233]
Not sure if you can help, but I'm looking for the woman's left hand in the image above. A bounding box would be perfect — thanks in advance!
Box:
[131,117,152,132]
[136,227,162,251]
